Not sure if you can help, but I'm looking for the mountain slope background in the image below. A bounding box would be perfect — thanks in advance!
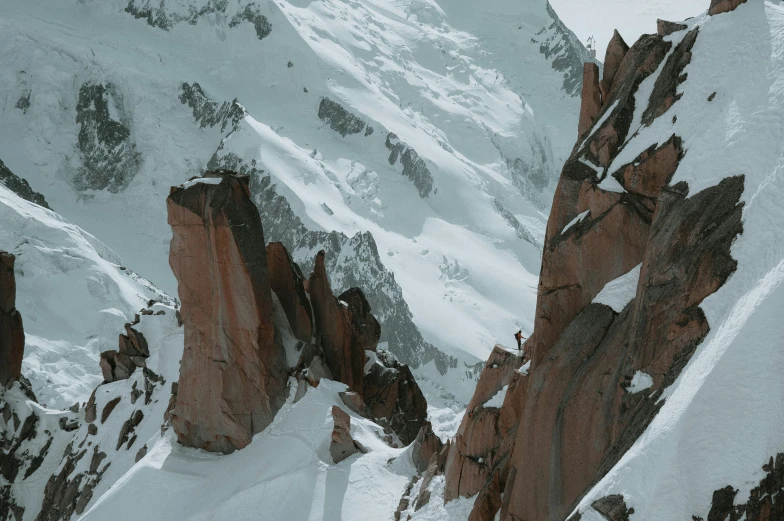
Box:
[0,0,591,404]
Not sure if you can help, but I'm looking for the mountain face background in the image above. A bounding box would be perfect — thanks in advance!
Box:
[0,0,591,404]
[3,1,781,521]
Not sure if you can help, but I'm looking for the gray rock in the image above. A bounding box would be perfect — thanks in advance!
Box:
[74,82,141,193]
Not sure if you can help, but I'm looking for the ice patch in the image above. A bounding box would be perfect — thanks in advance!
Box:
[593,263,642,312]
[627,371,654,394]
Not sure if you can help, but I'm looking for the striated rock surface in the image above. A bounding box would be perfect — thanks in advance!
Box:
[709,0,748,16]
[167,172,288,453]
[0,252,24,388]
[266,242,314,343]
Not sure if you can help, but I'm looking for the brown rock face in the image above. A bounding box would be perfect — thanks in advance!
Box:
[709,0,747,16]
[578,63,602,138]
[657,19,687,37]
[308,251,366,392]
[363,352,428,445]
[642,28,699,126]
[0,252,24,388]
[444,28,747,521]
[443,346,524,502]
[600,30,630,99]
[167,172,288,453]
[266,242,314,342]
[330,406,366,463]
[411,421,443,473]
[615,135,684,198]
[339,287,381,354]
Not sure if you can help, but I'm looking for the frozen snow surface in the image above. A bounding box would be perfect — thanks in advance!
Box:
[592,263,641,312]
[627,371,654,394]
[575,2,784,520]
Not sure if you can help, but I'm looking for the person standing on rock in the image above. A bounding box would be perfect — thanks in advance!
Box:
[514,330,525,351]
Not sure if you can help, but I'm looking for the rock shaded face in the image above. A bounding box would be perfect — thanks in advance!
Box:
[167,172,288,454]
[0,251,24,387]
[308,251,370,393]
[266,242,314,343]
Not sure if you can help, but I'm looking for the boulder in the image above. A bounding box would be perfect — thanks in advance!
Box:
[118,324,149,358]
[709,0,747,16]
[578,63,602,138]
[657,19,687,37]
[363,352,428,445]
[167,172,288,453]
[330,406,366,463]
[99,351,136,383]
[0,252,24,387]
[266,242,314,343]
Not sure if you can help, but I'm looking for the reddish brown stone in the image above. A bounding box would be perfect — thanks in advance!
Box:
[466,345,524,411]
[308,251,364,393]
[615,135,683,198]
[657,19,687,37]
[339,287,381,354]
[0,252,24,388]
[600,30,630,99]
[579,63,602,138]
[118,324,149,358]
[411,421,443,473]
[709,0,747,15]
[330,406,366,463]
[99,351,136,383]
[266,242,314,343]
[363,353,427,445]
[167,172,288,453]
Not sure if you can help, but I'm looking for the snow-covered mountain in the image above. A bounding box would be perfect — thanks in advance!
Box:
[0,0,592,404]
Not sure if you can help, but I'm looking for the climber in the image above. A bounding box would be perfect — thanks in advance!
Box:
[514,330,525,351]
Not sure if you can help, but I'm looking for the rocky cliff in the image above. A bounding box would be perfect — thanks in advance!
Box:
[427,1,756,520]
[0,252,24,388]
[167,172,288,453]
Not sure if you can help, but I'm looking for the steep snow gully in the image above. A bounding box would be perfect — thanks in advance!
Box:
[2,0,784,520]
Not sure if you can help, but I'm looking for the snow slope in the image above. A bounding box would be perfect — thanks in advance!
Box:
[0,183,171,409]
[571,2,784,519]
[0,0,591,396]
